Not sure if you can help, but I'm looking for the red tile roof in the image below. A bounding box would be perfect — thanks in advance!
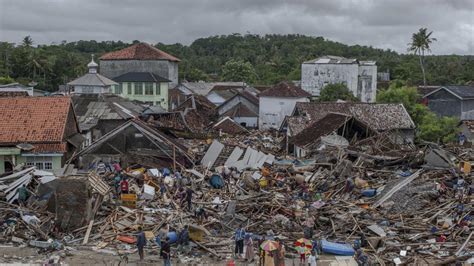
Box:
[99,43,181,62]
[0,97,73,149]
[259,81,311,98]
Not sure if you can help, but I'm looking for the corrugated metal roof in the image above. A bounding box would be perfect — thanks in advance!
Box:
[304,55,359,64]
[67,73,118,86]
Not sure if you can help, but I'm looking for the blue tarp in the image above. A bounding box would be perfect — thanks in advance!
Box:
[210,174,224,189]
[321,240,355,256]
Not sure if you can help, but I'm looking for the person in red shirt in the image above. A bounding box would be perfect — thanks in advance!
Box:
[120,178,129,194]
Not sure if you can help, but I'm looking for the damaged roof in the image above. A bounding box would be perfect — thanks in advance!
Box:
[291,113,351,147]
[178,81,246,96]
[259,81,311,98]
[303,55,376,65]
[294,102,415,133]
[99,43,180,62]
[222,102,258,118]
[0,97,75,150]
[72,94,145,131]
[213,117,249,135]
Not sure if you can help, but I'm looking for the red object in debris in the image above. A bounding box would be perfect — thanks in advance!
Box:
[436,235,447,243]
[227,259,235,266]
[117,235,137,244]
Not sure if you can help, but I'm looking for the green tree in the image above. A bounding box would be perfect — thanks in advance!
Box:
[408,28,437,86]
[184,67,208,82]
[22,36,34,47]
[377,84,459,143]
[221,59,257,84]
[319,83,358,101]
[0,76,15,84]
[376,84,420,114]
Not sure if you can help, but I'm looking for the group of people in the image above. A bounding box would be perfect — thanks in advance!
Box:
[135,223,190,265]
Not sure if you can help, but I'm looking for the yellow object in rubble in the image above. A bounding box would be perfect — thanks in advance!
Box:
[259,178,268,188]
[460,161,471,175]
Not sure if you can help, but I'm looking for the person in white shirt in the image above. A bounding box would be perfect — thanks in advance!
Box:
[308,250,317,266]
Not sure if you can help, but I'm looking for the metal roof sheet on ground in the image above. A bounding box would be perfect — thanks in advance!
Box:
[200,140,225,168]
[225,147,244,166]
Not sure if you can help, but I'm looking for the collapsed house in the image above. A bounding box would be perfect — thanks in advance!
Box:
[72,94,146,146]
[282,102,416,146]
[145,94,217,138]
[72,119,195,170]
[290,113,376,157]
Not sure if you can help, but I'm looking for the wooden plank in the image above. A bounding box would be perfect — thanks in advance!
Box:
[83,220,94,245]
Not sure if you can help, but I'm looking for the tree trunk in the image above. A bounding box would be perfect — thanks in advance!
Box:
[419,51,426,86]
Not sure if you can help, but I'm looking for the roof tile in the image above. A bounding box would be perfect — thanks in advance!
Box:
[100,43,180,62]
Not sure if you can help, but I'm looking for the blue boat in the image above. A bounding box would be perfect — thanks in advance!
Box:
[321,240,355,256]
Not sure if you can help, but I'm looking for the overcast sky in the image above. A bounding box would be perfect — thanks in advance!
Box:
[0,0,473,55]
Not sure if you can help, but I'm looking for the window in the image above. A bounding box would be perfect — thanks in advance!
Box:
[115,84,123,94]
[135,82,143,95]
[25,156,53,170]
[127,83,132,94]
[155,84,161,95]
[145,83,154,95]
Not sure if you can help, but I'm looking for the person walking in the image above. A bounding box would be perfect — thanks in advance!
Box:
[177,225,189,254]
[161,237,171,266]
[114,174,121,195]
[234,226,246,259]
[244,234,255,262]
[136,226,146,261]
[185,186,194,211]
[308,251,317,266]
[17,184,29,205]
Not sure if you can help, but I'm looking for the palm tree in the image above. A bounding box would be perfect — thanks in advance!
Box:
[22,36,34,47]
[408,28,437,86]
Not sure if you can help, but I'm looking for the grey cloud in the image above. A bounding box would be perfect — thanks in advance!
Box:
[0,0,472,54]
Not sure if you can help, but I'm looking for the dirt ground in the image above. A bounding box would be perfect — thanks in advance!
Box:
[0,245,357,265]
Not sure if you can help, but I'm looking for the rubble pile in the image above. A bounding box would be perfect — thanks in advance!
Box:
[0,132,472,265]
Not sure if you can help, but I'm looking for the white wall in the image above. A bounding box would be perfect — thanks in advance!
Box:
[74,85,110,94]
[301,63,359,96]
[358,65,377,102]
[234,117,258,128]
[259,96,309,130]
[301,62,377,103]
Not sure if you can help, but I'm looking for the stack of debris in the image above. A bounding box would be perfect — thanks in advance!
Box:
[0,131,472,265]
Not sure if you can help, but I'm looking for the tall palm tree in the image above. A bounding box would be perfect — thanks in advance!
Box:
[408,28,437,86]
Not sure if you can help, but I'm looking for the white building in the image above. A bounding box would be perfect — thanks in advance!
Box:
[67,55,117,94]
[301,55,377,103]
[258,82,310,130]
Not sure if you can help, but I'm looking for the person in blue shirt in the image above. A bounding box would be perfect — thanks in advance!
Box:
[234,226,246,258]
[113,174,121,195]
[136,226,146,261]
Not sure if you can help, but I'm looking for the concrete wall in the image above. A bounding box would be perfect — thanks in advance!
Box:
[14,154,63,172]
[259,96,309,130]
[233,117,258,128]
[358,65,377,102]
[74,85,111,94]
[117,82,168,109]
[301,63,359,96]
[427,90,461,117]
[100,59,178,87]
[301,62,377,103]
